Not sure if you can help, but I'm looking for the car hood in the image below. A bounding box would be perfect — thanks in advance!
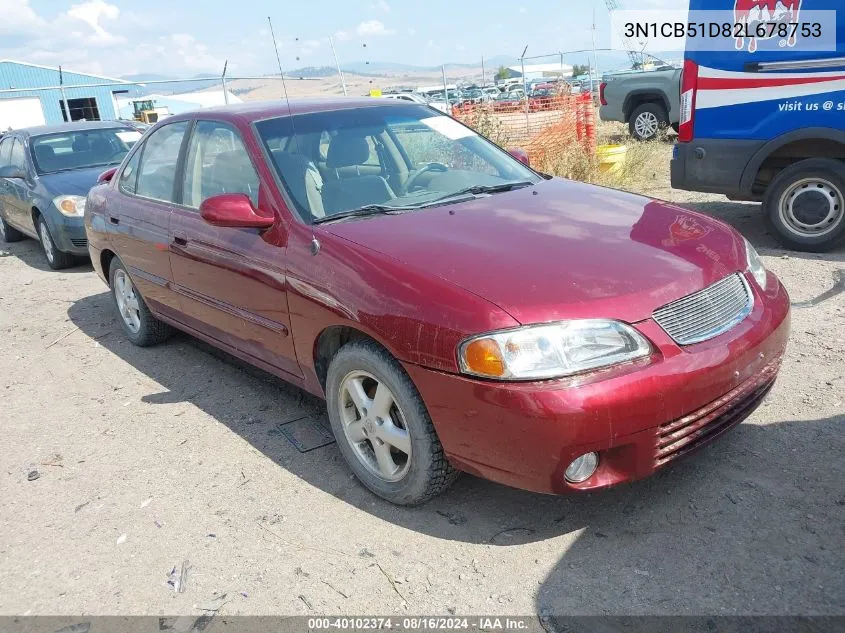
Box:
[320,178,747,325]
[38,166,112,197]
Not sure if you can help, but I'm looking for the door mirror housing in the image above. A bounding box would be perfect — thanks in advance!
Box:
[98,167,118,183]
[199,193,274,229]
[508,148,530,167]
[0,165,26,179]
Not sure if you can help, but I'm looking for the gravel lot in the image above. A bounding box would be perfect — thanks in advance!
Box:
[1,144,843,620]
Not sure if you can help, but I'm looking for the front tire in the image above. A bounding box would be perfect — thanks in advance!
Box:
[0,212,23,243]
[109,257,172,346]
[628,103,668,141]
[325,340,458,505]
[37,217,75,269]
[763,158,845,252]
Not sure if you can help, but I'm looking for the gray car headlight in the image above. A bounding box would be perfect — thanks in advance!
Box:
[744,238,767,291]
[53,195,87,217]
[458,319,651,381]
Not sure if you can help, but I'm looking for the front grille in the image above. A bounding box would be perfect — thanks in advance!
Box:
[653,273,752,345]
[655,357,781,466]
[70,238,88,248]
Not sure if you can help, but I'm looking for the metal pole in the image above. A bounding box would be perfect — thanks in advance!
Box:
[330,35,347,96]
[520,46,529,135]
[481,56,486,88]
[221,60,229,104]
[591,6,599,95]
[59,66,70,122]
[441,65,449,103]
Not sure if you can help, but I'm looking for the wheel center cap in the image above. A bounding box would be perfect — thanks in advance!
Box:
[363,419,376,435]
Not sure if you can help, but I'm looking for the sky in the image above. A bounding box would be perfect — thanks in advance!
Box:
[0,0,686,78]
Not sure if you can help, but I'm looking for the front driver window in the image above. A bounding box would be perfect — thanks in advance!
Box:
[181,121,259,209]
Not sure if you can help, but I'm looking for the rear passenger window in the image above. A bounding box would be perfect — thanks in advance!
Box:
[119,148,142,195]
[135,122,188,202]
[181,120,259,209]
[9,139,26,171]
[0,138,11,167]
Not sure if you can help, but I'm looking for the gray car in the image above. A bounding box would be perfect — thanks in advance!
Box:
[0,121,142,269]
[599,66,681,141]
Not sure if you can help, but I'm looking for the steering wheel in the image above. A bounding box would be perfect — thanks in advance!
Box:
[404,162,448,193]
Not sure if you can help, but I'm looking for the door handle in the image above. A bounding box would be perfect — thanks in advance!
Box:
[108,216,120,225]
[173,232,188,246]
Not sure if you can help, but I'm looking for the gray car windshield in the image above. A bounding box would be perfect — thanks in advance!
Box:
[31,128,142,174]
[254,104,539,223]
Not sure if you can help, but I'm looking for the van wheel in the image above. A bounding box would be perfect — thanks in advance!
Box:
[629,103,668,141]
[37,217,75,270]
[763,158,845,252]
[325,340,458,505]
[109,257,172,346]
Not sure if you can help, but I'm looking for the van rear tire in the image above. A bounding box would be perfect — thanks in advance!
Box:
[763,158,845,253]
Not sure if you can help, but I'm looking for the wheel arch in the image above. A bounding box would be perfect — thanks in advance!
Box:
[312,324,397,392]
[623,90,670,120]
[100,248,117,284]
[740,127,845,197]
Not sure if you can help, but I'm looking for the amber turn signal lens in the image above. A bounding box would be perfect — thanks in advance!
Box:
[462,338,505,378]
[60,200,76,213]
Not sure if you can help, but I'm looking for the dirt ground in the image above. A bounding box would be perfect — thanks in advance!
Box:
[0,142,843,621]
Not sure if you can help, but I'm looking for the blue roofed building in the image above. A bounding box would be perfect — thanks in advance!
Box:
[0,60,130,131]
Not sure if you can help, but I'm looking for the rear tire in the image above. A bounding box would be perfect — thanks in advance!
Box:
[0,212,23,243]
[37,217,75,270]
[325,339,458,505]
[109,257,172,346]
[763,158,845,252]
[628,103,668,141]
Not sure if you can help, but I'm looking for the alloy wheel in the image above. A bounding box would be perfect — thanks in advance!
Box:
[114,269,142,333]
[338,370,412,482]
[635,111,659,139]
[38,222,55,264]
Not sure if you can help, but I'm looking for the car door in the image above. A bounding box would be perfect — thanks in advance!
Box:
[4,137,36,234]
[0,136,14,228]
[109,120,189,317]
[169,119,301,379]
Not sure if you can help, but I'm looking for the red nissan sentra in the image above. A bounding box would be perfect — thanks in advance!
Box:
[85,99,790,505]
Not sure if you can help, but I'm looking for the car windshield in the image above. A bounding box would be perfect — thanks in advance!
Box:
[255,104,539,223]
[30,128,142,174]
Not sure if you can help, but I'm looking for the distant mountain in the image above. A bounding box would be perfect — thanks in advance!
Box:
[286,56,521,77]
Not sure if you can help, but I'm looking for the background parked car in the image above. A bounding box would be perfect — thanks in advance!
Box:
[0,121,141,269]
[599,63,681,141]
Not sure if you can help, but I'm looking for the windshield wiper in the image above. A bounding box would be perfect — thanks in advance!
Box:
[423,180,535,207]
[313,204,410,224]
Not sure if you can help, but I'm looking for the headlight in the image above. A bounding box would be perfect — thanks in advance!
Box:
[53,195,86,217]
[744,238,767,291]
[458,319,651,381]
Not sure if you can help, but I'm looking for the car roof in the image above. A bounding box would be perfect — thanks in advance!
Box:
[16,120,135,137]
[164,97,412,124]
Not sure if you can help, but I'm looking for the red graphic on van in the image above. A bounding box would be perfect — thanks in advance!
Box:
[735,0,802,53]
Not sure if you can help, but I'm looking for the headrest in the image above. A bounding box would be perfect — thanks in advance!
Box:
[212,150,253,176]
[326,132,371,168]
[72,136,89,152]
[34,145,55,162]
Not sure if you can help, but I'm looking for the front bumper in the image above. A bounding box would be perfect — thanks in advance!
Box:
[46,213,89,256]
[405,273,790,495]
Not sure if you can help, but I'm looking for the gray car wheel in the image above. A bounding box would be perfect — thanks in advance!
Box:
[37,217,75,270]
[0,211,24,243]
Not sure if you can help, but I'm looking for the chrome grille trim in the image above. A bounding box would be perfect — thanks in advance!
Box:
[653,273,753,345]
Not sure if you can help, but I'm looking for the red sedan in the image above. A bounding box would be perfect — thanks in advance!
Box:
[85,99,790,504]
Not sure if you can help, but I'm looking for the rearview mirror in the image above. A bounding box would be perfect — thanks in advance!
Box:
[508,148,530,167]
[0,165,26,179]
[199,193,274,230]
[98,167,118,183]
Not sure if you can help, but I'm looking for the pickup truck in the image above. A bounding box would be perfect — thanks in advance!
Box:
[599,66,681,141]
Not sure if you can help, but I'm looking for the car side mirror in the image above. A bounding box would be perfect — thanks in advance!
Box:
[199,193,274,230]
[0,165,26,179]
[508,148,530,167]
[98,167,118,183]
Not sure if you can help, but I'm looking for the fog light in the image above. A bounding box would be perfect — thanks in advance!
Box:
[565,452,599,483]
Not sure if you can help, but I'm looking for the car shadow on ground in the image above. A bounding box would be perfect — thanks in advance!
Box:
[68,292,844,557]
[1,238,93,273]
[536,414,845,619]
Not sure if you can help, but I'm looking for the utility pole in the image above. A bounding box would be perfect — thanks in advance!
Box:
[221,60,229,104]
[591,5,599,94]
[329,35,348,96]
[520,45,529,134]
[481,56,486,88]
[441,65,449,103]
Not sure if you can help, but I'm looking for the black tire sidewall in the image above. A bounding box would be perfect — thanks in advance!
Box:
[109,258,157,345]
[325,341,446,505]
[37,217,74,269]
[629,103,668,141]
[763,159,845,252]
